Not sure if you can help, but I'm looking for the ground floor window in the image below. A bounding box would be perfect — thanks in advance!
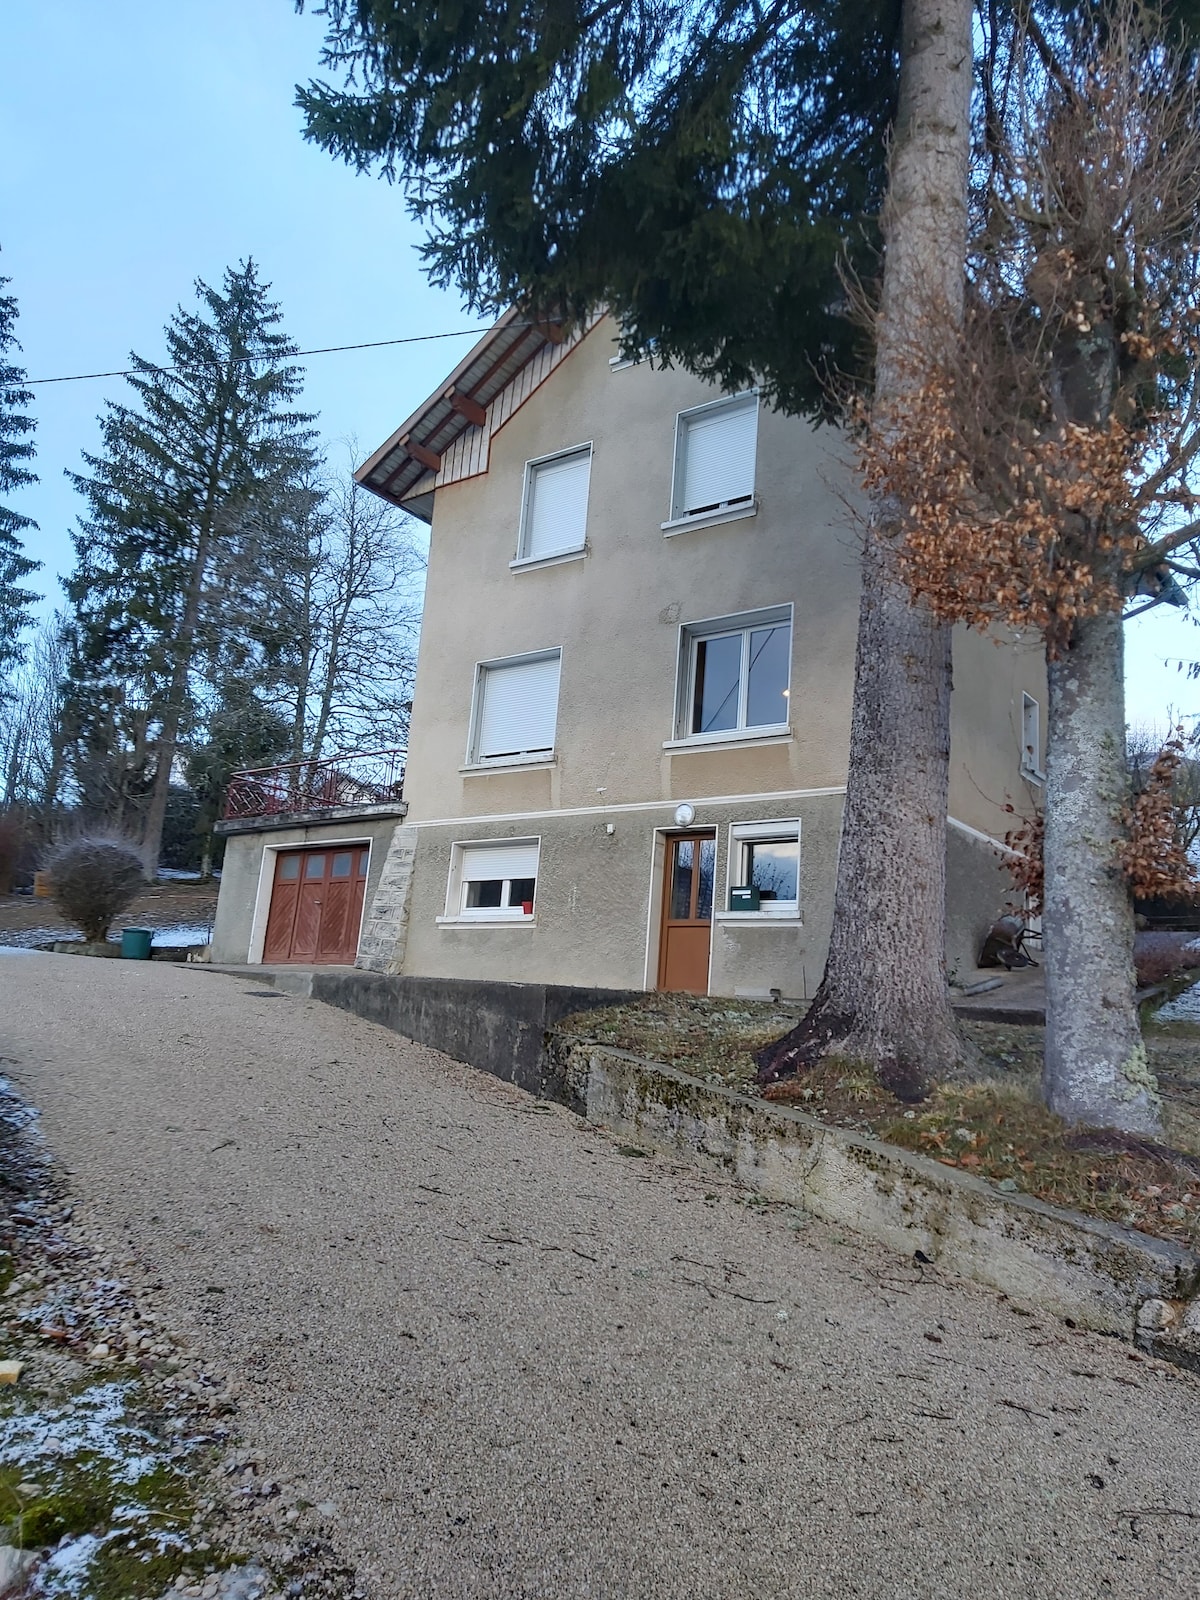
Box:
[447,839,539,919]
[726,819,800,915]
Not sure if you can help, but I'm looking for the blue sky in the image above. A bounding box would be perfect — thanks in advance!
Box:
[1,0,1196,732]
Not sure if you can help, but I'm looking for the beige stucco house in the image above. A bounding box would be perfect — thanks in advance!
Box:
[210,311,1045,997]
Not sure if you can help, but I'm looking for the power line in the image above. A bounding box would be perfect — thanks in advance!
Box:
[23,324,495,387]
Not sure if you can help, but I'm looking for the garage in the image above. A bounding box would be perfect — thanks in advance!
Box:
[262,846,369,965]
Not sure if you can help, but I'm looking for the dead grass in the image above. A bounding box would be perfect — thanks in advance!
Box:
[556,991,1200,1249]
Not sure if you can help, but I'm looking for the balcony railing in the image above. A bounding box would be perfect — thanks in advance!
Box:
[222,747,407,822]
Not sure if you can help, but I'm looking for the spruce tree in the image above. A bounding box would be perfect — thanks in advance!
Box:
[297,0,975,1089]
[66,262,317,877]
[0,267,41,679]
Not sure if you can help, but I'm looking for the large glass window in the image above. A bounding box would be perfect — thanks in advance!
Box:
[726,820,801,915]
[679,610,791,740]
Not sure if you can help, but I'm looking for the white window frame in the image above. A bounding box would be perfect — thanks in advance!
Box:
[717,818,802,922]
[665,605,792,749]
[438,838,541,925]
[1020,693,1045,783]
[663,391,760,534]
[466,648,562,769]
[511,443,592,571]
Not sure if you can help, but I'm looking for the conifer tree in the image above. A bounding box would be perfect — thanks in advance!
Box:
[66,262,317,877]
[0,266,41,680]
[297,0,973,1090]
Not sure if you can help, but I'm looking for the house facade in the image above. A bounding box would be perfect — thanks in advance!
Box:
[210,312,1045,998]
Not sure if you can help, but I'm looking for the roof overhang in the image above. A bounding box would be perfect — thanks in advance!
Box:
[355,309,568,522]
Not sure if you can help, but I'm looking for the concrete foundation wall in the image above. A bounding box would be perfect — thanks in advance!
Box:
[310,970,640,1099]
[210,816,404,965]
[399,791,846,997]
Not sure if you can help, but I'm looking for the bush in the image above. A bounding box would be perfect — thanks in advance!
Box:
[43,835,144,943]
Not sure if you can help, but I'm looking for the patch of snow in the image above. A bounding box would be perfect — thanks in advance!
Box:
[151,925,212,947]
[0,1382,169,1485]
[32,1532,106,1597]
[0,929,71,950]
[1157,982,1200,1023]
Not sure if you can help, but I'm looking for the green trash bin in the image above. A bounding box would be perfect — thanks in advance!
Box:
[121,928,154,961]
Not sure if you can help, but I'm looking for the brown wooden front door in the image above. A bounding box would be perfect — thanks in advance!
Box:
[262,847,369,965]
[657,833,716,994]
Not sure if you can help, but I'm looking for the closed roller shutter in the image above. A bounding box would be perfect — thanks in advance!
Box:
[679,397,758,516]
[476,652,561,758]
[460,840,540,883]
[523,449,591,559]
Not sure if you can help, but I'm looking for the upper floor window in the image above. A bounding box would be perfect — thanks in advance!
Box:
[515,446,591,565]
[469,649,562,765]
[676,607,791,742]
[670,393,759,522]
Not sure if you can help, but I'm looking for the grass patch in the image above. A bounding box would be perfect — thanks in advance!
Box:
[0,1378,214,1598]
[556,991,1200,1248]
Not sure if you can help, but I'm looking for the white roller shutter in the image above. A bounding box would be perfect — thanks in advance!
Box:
[679,397,758,516]
[523,449,591,559]
[460,840,540,883]
[475,652,561,758]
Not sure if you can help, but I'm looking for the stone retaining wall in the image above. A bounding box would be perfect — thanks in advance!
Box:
[573,1041,1200,1360]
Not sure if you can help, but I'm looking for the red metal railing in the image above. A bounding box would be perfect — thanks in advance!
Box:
[222,747,407,822]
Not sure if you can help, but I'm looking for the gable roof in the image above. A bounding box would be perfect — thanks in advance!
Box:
[356,309,587,522]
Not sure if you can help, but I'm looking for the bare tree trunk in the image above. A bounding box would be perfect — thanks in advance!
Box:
[199,833,214,884]
[759,0,972,1099]
[1043,608,1160,1131]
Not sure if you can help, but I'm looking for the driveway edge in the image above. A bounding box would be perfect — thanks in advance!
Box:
[207,965,1200,1369]
[576,1043,1200,1367]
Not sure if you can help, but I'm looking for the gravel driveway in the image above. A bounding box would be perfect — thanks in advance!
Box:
[2,952,1198,1599]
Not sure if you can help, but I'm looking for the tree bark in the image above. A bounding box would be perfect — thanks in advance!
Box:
[1042,608,1160,1132]
[758,0,972,1099]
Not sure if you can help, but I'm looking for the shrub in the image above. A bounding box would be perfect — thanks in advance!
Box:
[42,835,144,943]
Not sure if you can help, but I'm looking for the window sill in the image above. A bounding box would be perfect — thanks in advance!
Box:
[714,910,802,924]
[663,725,791,753]
[509,547,587,574]
[436,915,536,928]
[661,501,757,537]
[460,756,557,774]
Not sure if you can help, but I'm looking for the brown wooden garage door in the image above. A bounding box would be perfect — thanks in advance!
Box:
[262,847,369,965]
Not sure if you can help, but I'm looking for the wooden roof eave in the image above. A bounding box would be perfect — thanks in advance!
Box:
[356,308,581,516]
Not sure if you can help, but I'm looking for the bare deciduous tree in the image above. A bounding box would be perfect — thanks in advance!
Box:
[0,612,71,840]
[858,1,1200,1130]
[272,453,424,762]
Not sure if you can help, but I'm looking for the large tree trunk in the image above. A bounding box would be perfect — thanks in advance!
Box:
[1042,608,1160,1132]
[758,0,972,1099]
